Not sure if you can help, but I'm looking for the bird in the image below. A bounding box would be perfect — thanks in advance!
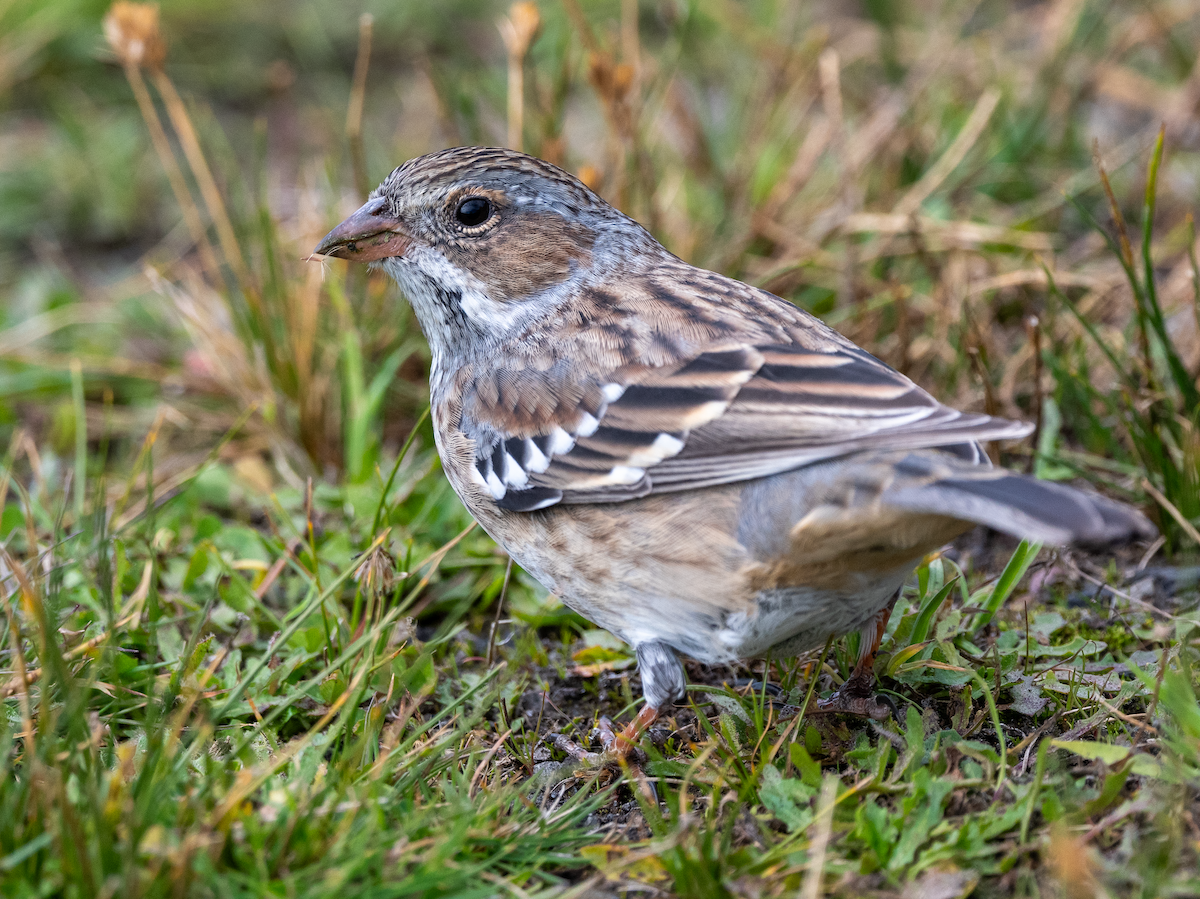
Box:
[315,146,1153,756]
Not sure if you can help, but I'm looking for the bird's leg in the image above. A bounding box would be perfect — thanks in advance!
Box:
[596,703,660,756]
[815,593,899,720]
[846,602,893,692]
[550,642,682,768]
[550,705,659,764]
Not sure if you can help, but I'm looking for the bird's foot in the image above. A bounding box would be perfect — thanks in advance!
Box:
[544,705,661,803]
[550,719,636,766]
[814,671,897,721]
[549,704,658,767]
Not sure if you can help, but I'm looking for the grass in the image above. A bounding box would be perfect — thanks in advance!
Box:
[1,0,1199,895]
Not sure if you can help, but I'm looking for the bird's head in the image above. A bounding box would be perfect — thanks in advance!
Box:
[315,147,657,358]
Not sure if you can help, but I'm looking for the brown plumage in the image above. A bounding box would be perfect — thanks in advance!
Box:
[315,146,1154,749]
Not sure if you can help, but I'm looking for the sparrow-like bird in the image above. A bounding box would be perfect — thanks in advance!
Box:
[315,147,1152,750]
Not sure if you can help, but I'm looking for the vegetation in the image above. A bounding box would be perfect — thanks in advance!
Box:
[1,0,1198,895]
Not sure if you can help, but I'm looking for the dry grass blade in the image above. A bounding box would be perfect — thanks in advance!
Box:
[105,9,221,280]
[759,117,832,223]
[800,776,839,899]
[1142,478,1200,549]
[844,213,1054,252]
[0,305,116,357]
[346,13,374,198]
[150,69,255,297]
[499,2,540,152]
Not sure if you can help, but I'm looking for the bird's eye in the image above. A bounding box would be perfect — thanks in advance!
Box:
[455,197,492,227]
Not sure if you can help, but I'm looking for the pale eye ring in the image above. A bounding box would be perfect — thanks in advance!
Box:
[455,196,492,227]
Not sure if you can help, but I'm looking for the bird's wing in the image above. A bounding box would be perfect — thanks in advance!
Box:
[455,274,1031,512]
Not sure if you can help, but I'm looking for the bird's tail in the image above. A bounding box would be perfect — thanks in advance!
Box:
[881,452,1155,547]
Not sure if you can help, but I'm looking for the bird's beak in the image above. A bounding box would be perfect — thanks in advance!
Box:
[313,196,410,262]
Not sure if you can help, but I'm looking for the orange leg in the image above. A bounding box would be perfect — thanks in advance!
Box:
[815,595,899,720]
[550,641,681,771]
[848,599,895,687]
[552,704,660,765]
[599,704,660,757]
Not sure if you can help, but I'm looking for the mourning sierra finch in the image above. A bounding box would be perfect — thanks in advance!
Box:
[315,146,1153,748]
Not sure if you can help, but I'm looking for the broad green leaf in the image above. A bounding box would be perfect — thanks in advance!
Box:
[886,641,930,677]
[912,579,958,645]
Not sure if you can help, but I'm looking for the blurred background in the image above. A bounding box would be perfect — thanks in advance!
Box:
[1,0,1198,538]
[2,4,1200,892]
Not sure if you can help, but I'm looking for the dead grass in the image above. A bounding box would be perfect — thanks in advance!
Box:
[0,1,1198,896]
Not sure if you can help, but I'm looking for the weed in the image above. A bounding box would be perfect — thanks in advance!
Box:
[2,1,1199,895]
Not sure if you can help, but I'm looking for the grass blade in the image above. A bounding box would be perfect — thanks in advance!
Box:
[971,540,1040,634]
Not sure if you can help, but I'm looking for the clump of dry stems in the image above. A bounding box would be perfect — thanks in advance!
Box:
[103,2,353,477]
[499,2,541,152]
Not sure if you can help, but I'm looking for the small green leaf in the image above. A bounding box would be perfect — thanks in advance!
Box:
[912,578,957,645]
[319,673,348,705]
[789,743,823,788]
[182,544,209,591]
[886,641,930,677]
[1051,739,1164,779]
[759,765,817,832]
[705,690,752,724]
[805,724,822,756]
[218,572,257,613]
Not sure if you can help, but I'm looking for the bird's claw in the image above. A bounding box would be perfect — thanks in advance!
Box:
[814,670,898,720]
[548,732,603,765]
[815,691,896,720]
[549,716,646,766]
[543,710,660,803]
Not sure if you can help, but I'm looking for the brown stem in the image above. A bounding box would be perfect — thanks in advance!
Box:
[150,68,257,304]
[1025,315,1043,474]
[346,13,374,198]
[122,62,221,282]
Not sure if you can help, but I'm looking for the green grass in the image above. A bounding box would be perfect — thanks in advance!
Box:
[2,0,1200,896]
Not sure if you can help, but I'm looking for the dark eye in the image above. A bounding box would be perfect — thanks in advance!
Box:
[455,197,492,227]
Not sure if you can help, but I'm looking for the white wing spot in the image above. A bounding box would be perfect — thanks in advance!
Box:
[549,427,575,455]
[607,465,646,485]
[678,400,730,429]
[484,469,506,499]
[627,433,686,467]
[525,439,550,473]
[601,383,626,403]
[503,453,528,487]
[576,411,600,437]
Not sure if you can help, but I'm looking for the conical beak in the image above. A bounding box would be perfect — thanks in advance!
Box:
[313,197,411,262]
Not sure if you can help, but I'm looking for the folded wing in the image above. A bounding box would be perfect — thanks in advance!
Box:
[459,277,1031,512]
